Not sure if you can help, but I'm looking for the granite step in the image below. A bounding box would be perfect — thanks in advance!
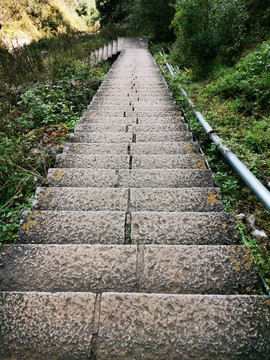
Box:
[47,168,214,188]
[85,110,182,118]
[132,154,207,169]
[0,245,259,294]
[135,131,193,142]
[56,154,206,170]
[32,186,223,212]
[56,154,130,169]
[33,187,128,211]
[18,210,125,244]
[1,292,269,359]
[131,211,239,245]
[96,293,270,359]
[71,132,133,143]
[75,123,188,133]
[63,143,129,155]
[130,188,223,212]
[118,169,213,188]
[131,142,200,155]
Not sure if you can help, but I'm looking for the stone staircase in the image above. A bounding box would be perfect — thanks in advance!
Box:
[0,37,269,359]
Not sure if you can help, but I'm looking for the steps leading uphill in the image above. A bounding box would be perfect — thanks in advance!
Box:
[1,37,269,359]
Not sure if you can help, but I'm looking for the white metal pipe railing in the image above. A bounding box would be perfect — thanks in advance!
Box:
[165,61,270,213]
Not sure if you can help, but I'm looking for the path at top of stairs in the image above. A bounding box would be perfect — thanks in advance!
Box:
[1,36,269,360]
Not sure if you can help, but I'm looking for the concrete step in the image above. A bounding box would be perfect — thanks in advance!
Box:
[135,131,192,142]
[0,245,259,294]
[71,132,133,143]
[56,154,206,170]
[130,188,223,212]
[131,211,239,245]
[118,169,214,188]
[132,154,207,169]
[96,293,270,359]
[18,211,125,244]
[94,94,174,101]
[131,142,200,155]
[47,168,213,188]
[75,124,127,132]
[57,154,130,169]
[33,187,128,211]
[0,292,96,359]
[130,124,188,132]
[75,123,188,133]
[88,105,179,112]
[63,143,129,155]
[80,116,138,124]
[86,110,182,118]
[1,293,269,359]
[47,169,119,187]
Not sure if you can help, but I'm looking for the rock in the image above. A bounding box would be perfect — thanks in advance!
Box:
[237,213,246,221]
[89,80,100,91]
[252,229,267,239]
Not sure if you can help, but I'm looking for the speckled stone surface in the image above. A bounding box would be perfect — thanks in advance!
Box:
[130,188,223,212]
[57,154,130,169]
[33,187,128,211]
[97,293,270,359]
[80,116,137,124]
[1,38,268,360]
[140,245,259,294]
[130,124,188,132]
[47,168,118,187]
[64,142,129,155]
[0,292,96,359]
[132,154,207,169]
[131,142,199,155]
[136,131,192,142]
[75,124,127,132]
[72,132,133,143]
[0,245,137,292]
[18,211,125,244]
[119,169,213,188]
[131,212,239,245]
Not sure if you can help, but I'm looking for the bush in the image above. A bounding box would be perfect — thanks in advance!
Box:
[171,0,248,74]
[207,40,270,115]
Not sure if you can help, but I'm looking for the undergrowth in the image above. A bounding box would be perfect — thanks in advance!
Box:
[0,32,112,247]
[154,41,270,286]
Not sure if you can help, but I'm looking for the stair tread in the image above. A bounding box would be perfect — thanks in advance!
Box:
[0,245,259,294]
[47,168,214,188]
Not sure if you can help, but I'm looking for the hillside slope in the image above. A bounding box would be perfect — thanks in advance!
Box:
[0,0,97,48]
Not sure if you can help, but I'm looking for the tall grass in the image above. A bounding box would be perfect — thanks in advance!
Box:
[0,32,113,247]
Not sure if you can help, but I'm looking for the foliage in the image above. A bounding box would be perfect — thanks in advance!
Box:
[96,0,176,42]
[207,40,270,116]
[154,51,270,284]
[171,0,248,74]
[0,0,98,48]
[0,33,112,248]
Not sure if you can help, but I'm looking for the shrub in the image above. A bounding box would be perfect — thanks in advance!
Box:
[171,0,248,74]
[207,40,270,115]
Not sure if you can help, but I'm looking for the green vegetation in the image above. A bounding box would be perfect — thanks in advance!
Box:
[0,0,99,48]
[0,32,112,248]
[96,0,175,41]
[153,41,270,284]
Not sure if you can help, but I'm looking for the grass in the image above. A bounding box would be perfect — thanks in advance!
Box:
[0,31,113,248]
[0,0,99,48]
[153,42,270,286]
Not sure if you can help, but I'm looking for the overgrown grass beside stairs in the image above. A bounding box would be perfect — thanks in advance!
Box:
[0,32,112,247]
[153,42,270,286]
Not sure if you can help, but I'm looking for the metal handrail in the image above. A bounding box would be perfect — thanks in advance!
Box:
[165,61,270,213]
